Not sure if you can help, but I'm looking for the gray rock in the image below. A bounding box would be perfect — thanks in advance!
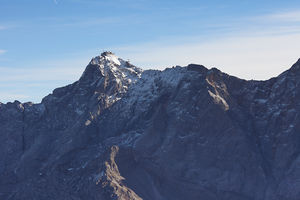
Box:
[1,52,300,200]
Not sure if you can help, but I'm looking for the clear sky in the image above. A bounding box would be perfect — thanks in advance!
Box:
[1,0,300,103]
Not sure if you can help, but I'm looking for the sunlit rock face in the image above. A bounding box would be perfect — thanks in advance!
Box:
[1,52,300,200]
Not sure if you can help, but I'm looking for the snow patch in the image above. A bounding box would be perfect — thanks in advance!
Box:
[104,53,121,66]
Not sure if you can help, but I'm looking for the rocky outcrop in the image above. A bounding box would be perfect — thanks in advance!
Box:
[0,52,300,200]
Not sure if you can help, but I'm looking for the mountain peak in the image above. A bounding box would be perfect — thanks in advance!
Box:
[101,51,115,57]
[90,51,121,66]
[80,52,143,89]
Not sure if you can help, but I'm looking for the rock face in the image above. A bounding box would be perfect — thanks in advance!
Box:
[0,52,300,200]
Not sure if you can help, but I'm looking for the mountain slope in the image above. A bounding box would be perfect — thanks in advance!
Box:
[0,52,300,200]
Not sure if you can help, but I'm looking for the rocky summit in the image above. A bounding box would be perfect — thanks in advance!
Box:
[1,52,300,200]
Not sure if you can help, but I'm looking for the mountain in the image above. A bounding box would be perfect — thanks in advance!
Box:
[1,51,300,200]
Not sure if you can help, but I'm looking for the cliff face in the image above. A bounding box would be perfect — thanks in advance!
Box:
[1,52,300,200]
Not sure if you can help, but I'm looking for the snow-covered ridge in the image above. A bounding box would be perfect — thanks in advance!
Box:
[89,52,143,85]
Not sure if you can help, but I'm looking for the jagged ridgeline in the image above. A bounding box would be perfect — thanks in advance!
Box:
[1,52,300,200]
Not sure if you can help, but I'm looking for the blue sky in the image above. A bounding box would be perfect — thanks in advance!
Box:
[1,0,300,102]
